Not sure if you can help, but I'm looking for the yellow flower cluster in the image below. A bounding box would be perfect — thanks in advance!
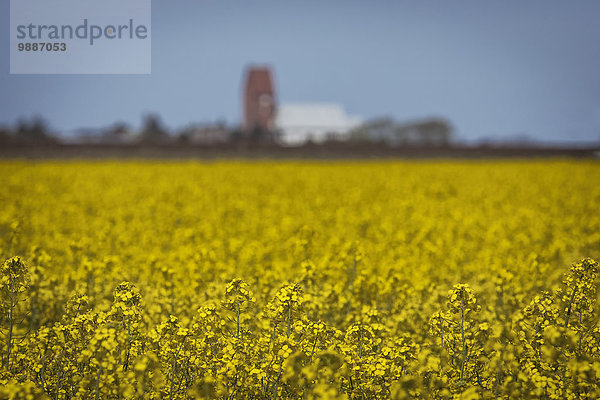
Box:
[0,160,599,399]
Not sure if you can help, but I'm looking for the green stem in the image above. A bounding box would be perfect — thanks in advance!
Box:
[6,277,14,370]
[309,333,319,363]
[273,358,283,400]
[236,297,241,339]
[359,325,363,358]
[460,296,466,382]
[170,335,188,400]
[565,285,578,328]
[440,316,445,374]
[578,307,583,352]
[286,302,292,338]
[94,365,102,400]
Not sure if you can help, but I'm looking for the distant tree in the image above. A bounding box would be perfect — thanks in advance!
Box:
[348,126,370,142]
[107,122,130,136]
[102,122,132,143]
[140,114,168,143]
[0,127,12,144]
[177,129,191,143]
[249,124,275,144]
[325,131,343,143]
[14,116,56,144]
[395,118,453,146]
[349,117,398,144]
[228,128,244,143]
[414,118,452,146]
[349,117,453,147]
[272,129,284,143]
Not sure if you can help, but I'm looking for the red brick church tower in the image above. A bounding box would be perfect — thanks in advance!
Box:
[243,66,276,134]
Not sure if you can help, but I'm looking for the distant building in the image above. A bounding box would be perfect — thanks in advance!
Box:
[275,103,362,145]
[72,125,138,144]
[182,123,229,145]
[243,66,276,135]
[101,123,138,144]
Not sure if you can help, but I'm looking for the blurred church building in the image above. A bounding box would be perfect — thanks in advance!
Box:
[243,65,361,145]
[243,66,276,135]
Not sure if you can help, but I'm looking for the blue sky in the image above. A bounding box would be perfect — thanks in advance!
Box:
[1,0,600,143]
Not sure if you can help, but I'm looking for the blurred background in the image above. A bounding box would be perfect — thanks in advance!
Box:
[1,0,600,154]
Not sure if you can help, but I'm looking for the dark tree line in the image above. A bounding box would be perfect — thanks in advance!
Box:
[349,117,453,146]
[0,117,57,145]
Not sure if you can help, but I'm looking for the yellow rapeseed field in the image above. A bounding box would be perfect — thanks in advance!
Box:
[0,160,599,399]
